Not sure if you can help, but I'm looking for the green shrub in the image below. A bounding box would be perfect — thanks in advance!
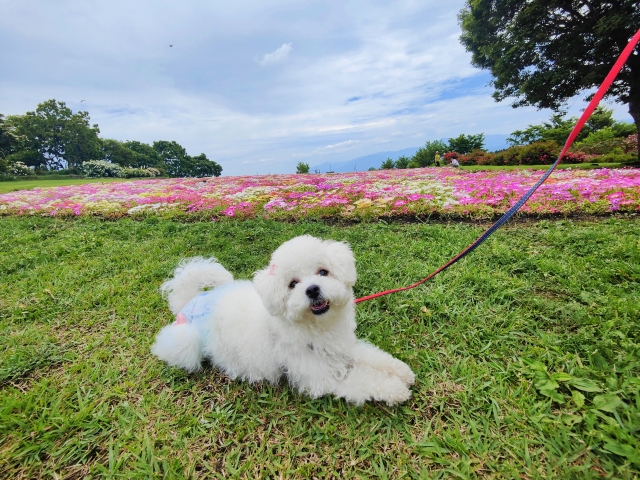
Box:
[577,127,616,145]
[81,161,161,178]
[559,152,586,163]
[8,161,34,176]
[502,147,522,166]
[518,141,559,165]
[459,150,494,166]
[589,153,637,164]
[4,150,43,170]
[572,138,627,155]
[81,160,124,178]
[120,167,161,178]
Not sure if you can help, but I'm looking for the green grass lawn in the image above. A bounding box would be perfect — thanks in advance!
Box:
[0,177,136,194]
[1,216,639,478]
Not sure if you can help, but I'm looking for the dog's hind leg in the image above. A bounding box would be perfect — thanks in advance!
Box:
[151,323,204,372]
[161,257,234,315]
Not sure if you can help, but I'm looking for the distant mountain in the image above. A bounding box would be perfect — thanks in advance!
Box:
[312,147,420,173]
[483,134,510,152]
[310,135,510,173]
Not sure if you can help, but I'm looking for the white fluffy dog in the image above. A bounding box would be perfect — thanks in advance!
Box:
[151,235,415,406]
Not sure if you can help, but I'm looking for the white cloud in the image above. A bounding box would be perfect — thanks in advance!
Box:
[258,43,293,66]
[322,140,359,150]
[0,0,632,176]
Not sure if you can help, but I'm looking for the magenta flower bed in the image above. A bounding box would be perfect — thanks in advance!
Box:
[1,167,639,220]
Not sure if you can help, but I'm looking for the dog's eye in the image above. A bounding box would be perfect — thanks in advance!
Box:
[289,280,299,289]
[318,269,329,276]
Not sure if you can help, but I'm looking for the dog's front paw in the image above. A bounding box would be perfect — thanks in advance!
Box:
[391,359,415,386]
[377,375,412,406]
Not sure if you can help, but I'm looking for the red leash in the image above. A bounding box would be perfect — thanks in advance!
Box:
[355,27,640,304]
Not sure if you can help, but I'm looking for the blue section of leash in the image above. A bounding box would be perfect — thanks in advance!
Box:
[451,156,562,263]
[355,27,640,304]
[354,155,565,304]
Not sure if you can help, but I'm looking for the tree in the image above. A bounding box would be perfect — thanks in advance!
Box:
[447,133,485,154]
[507,107,635,146]
[6,99,101,170]
[153,140,189,177]
[0,114,20,159]
[459,0,640,161]
[612,122,637,138]
[185,153,222,177]
[296,162,310,174]
[395,156,410,169]
[123,141,164,170]
[585,106,615,133]
[100,139,137,167]
[152,141,221,177]
[63,111,102,170]
[507,112,579,146]
[412,140,448,167]
[380,158,395,169]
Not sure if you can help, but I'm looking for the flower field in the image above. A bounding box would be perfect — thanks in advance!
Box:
[1,167,639,220]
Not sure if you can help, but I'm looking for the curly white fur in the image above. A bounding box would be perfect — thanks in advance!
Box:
[150,235,415,406]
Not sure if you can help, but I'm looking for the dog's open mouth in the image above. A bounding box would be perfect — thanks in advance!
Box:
[310,300,330,315]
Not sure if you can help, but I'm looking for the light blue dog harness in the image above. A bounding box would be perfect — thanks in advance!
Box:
[174,283,242,338]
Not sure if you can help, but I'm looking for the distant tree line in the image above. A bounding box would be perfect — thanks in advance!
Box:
[380,133,486,169]
[380,107,637,169]
[0,99,222,179]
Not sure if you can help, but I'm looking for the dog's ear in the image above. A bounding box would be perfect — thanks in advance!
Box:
[253,266,287,316]
[326,241,357,287]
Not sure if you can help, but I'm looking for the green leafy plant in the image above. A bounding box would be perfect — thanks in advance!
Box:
[7,161,34,177]
[81,160,124,178]
[520,358,640,466]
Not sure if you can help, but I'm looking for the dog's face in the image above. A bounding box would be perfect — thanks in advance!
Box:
[253,235,357,324]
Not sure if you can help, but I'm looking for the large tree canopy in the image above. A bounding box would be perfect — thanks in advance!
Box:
[3,99,223,177]
[152,140,222,177]
[0,114,17,159]
[448,133,486,154]
[6,99,101,170]
[507,106,636,146]
[459,0,640,147]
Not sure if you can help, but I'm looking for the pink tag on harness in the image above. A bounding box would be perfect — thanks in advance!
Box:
[174,312,188,325]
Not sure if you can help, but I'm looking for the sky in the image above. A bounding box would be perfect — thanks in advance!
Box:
[0,0,633,176]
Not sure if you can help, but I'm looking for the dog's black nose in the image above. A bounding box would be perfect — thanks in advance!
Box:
[306,285,321,300]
